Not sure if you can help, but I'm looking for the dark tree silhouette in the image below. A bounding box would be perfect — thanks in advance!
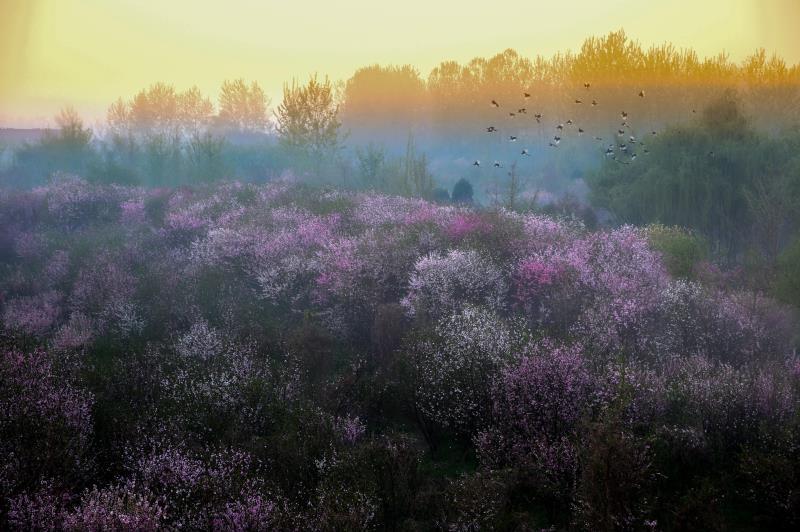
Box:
[452,178,474,204]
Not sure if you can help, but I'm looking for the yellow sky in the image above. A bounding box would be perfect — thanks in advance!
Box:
[1,0,798,127]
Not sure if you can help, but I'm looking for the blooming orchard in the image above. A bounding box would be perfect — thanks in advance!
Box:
[0,177,797,529]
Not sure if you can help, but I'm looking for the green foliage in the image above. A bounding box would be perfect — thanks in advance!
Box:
[217,79,270,132]
[275,75,342,158]
[647,225,708,279]
[355,142,386,189]
[774,236,800,308]
[451,178,473,204]
[590,92,800,258]
[187,132,228,183]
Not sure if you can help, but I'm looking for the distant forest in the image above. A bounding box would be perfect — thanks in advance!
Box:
[1,30,799,275]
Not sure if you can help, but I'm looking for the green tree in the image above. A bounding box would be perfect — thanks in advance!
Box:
[275,75,342,158]
[452,178,474,204]
[217,79,270,132]
[355,142,386,189]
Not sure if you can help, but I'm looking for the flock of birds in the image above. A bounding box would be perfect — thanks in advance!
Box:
[471,84,702,169]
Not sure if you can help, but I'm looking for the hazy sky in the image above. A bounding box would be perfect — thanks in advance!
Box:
[1,0,798,128]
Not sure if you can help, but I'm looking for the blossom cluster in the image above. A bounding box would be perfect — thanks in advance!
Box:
[0,178,797,529]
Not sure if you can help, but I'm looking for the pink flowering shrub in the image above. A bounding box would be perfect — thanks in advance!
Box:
[476,341,591,502]
[2,290,63,336]
[445,212,493,241]
[0,348,93,497]
[0,181,797,529]
[62,482,166,531]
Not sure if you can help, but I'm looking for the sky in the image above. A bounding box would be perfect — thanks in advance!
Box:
[1,0,798,128]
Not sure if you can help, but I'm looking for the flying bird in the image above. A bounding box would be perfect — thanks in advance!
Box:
[621,111,628,120]
[584,82,591,89]
[575,99,583,104]
[524,92,531,98]
[594,136,603,141]
[631,153,638,160]
[651,131,657,136]
[491,100,500,107]
[473,160,481,166]
[578,128,585,135]
[638,90,645,98]
[509,135,518,141]
[617,129,625,136]
[629,135,637,144]
[509,112,516,117]
[556,123,564,131]
[517,108,527,114]
[486,126,497,132]
[521,148,530,156]
[493,161,503,167]
[591,99,598,106]
[566,119,573,125]
[605,147,615,156]
[619,143,628,152]
[553,136,561,145]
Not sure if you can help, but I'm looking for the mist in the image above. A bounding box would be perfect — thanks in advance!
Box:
[2,25,800,530]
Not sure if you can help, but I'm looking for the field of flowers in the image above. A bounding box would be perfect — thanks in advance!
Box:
[1,175,798,529]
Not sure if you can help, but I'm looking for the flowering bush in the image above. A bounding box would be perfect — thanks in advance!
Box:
[402,249,507,320]
[0,181,797,529]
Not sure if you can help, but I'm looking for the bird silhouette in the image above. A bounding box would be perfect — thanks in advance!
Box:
[591,99,598,106]
[629,135,637,144]
[617,129,625,136]
[518,108,527,114]
[491,100,500,107]
[509,135,518,142]
[605,147,615,156]
[638,90,645,98]
[578,128,585,135]
[575,99,583,104]
[584,82,591,89]
[619,144,628,152]
[473,160,481,166]
[566,119,573,125]
[524,92,531,98]
[621,111,628,120]
[556,123,564,131]
[594,136,603,141]
[493,161,503,167]
[486,126,497,133]
[553,136,561,145]
[521,148,530,156]
[651,131,657,136]
[631,153,638,160]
